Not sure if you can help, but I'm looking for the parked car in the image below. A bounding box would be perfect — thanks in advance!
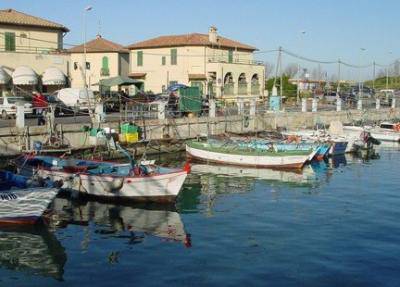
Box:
[0,96,33,119]
[45,94,73,116]
[54,88,95,112]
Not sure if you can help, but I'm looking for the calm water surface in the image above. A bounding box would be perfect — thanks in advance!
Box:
[1,144,400,287]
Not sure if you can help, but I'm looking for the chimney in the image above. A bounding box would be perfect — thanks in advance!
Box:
[209,26,218,44]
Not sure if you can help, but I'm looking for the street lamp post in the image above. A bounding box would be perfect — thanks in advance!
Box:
[296,30,306,104]
[83,6,92,89]
[358,48,366,99]
[386,51,392,90]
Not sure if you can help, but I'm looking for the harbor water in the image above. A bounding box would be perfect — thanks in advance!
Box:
[1,144,400,286]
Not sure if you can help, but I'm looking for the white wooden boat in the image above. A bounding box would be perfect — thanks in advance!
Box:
[0,171,59,225]
[31,156,188,202]
[343,124,400,142]
[186,140,315,169]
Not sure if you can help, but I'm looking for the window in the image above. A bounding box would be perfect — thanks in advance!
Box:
[101,56,110,76]
[228,50,233,63]
[162,56,166,66]
[171,49,177,65]
[5,32,15,51]
[137,51,143,66]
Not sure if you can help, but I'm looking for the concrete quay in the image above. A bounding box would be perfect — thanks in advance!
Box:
[0,108,399,157]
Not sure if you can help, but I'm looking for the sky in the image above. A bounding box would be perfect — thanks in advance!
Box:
[2,0,399,80]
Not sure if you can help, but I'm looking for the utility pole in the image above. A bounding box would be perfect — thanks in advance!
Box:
[337,59,341,95]
[296,30,306,104]
[358,48,366,99]
[372,61,376,91]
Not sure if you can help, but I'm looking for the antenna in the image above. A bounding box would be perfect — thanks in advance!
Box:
[97,19,102,36]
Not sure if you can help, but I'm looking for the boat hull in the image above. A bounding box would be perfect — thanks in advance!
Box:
[38,169,188,203]
[0,188,59,225]
[186,144,312,169]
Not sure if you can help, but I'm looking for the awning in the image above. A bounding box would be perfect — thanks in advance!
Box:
[128,72,146,79]
[99,76,142,87]
[188,74,207,80]
[42,67,66,85]
[12,66,38,85]
[0,66,11,85]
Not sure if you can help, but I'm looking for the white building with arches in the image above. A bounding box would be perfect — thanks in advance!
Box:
[126,26,265,101]
[68,35,130,92]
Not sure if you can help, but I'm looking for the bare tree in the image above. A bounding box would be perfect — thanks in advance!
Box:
[376,69,386,78]
[284,63,298,78]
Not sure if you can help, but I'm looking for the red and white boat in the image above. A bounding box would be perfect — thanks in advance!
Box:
[28,156,189,203]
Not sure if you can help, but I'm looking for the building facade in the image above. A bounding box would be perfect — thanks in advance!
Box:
[0,9,70,95]
[126,27,265,100]
[68,35,130,92]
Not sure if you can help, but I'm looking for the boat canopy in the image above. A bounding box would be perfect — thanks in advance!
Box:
[98,76,141,87]
[0,66,11,85]
[42,67,66,86]
[12,66,38,85]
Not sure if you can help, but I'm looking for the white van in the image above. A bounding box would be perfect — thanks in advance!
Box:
[55,88,95,111]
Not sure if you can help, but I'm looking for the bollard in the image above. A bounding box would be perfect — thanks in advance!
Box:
[312,98,318,112]
[301,98,307,112]
[158,101,166,120]
[376,98,380,110]
[95,103,105,123]
[391,98,396,109]
[357,99,362,110]
[209,100,216,118]
[16,102,25,129]
[237,99,244,115]
[336,98,342,112]
[249,99,256,116]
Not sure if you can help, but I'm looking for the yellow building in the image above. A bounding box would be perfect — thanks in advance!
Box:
[126,26,265,100]
[0,9,70,95]
[68,35,130,92]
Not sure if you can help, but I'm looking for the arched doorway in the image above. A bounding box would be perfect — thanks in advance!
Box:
[251,74,260,95]
[224,72,234,95]
[238,73,247,95]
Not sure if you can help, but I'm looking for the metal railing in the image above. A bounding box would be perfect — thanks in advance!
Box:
[207,57,264,66]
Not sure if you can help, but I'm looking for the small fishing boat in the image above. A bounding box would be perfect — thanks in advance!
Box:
[343,122,400,142]
[186,139,316,169]
[212,136,328,161]
[0,171,59,225]
[27,156,189,203]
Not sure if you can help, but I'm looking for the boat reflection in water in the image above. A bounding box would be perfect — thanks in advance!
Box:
[0,226,66,281]
[50,197,191,247]
[190,164,317,188]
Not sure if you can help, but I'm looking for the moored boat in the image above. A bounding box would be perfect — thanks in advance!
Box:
[186,140,316,169]
[27,156,189,203]
[0,171,59,225]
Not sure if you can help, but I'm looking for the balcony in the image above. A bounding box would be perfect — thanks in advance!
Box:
[238,83,248,94]
[207,56,264,66]
[251,84,260,95]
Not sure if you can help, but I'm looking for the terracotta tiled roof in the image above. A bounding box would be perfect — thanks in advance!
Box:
[126,33,257,51]
[0,9,69,32]
[68,36,129,53]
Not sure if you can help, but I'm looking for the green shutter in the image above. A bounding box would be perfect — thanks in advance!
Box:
[101,56,109,76]
[162,56,166,65]
[5,32,15,51]
[171,49,177,65]
[228,50,233,63]
[137,51,143,66]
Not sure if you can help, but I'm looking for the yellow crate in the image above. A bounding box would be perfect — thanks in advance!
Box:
[125,132,138,143]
